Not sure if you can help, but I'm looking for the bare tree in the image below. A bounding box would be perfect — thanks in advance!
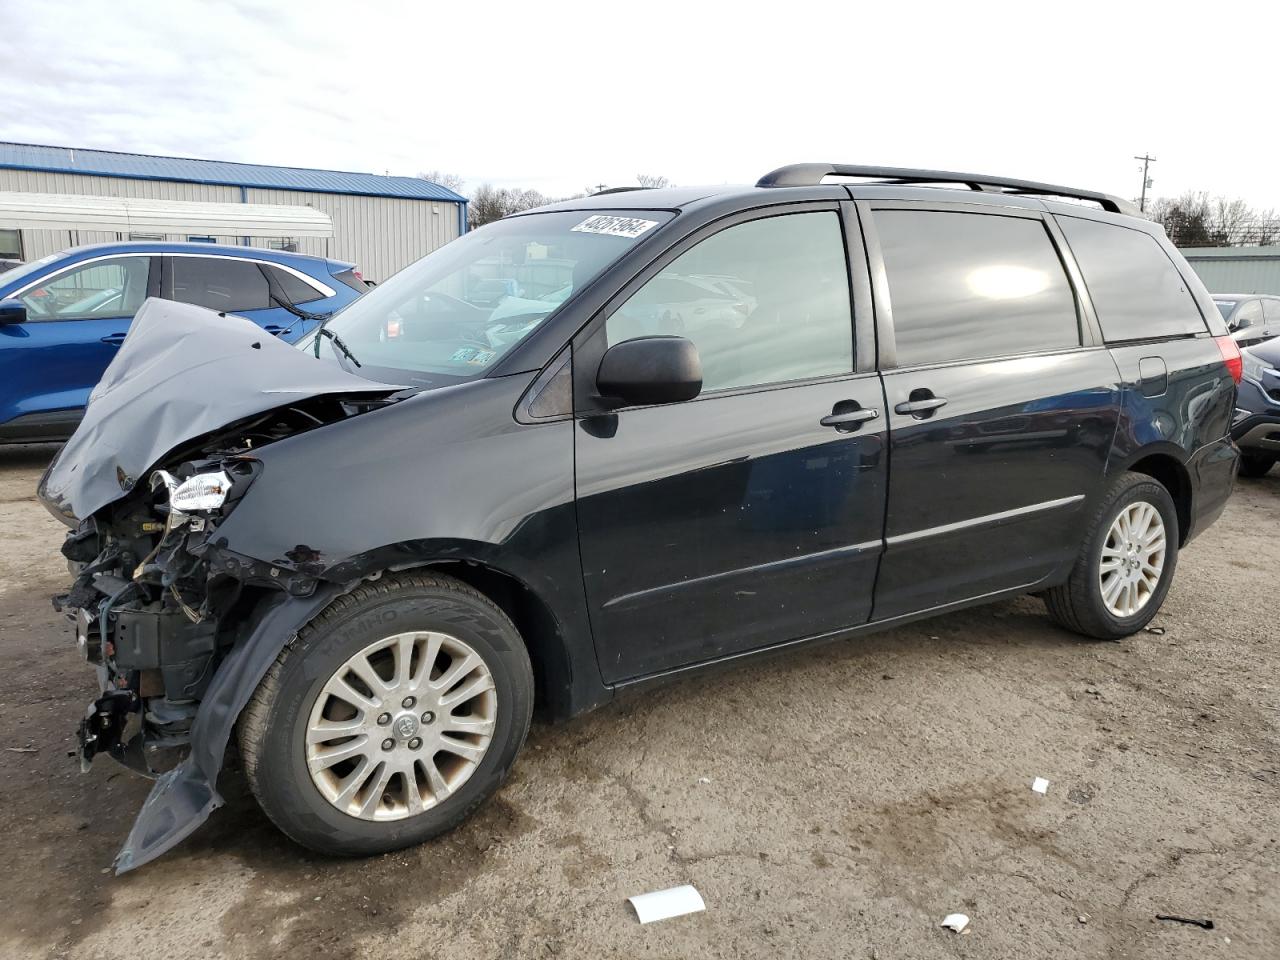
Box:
[1150,191,1279,247]
[418,170,466,194]
[468,184,553,228]
[636,173,671,189]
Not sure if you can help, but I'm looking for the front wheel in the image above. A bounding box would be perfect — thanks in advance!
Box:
[1043,472,1179,640]
[238,572,534,857]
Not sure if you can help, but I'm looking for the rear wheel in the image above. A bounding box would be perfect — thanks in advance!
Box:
[1238,452,1276,478]
[238,572,533,857]
[1043,472,1178,640]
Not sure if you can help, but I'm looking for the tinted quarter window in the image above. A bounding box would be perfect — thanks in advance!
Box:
[606,211,853,392]
[267,265,325,305]
[171,257,271,312]
[1057,216,1207,341]
[875,210,1079,366]
[1265,299,1280,324]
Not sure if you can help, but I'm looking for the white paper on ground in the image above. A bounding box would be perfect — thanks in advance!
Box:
[941,913,970,933]
[628,885,706,924]
[1031,777,1050,794]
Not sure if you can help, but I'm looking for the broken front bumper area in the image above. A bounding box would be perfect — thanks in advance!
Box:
[62,570,217,778]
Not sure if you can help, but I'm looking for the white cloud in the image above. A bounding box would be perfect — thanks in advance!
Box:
[0,0,1277,207]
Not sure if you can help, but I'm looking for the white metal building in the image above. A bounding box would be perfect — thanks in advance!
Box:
[0,142,467,282]
[1181,246,1280,296]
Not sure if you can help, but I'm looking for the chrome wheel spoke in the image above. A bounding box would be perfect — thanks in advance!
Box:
[358,762,395,818]
[308,734,370,772]
[437,733,487,762]
[439,673,494,710]
[442,714,495,736]
[431,652,480,695]
[306,629,498,822]
[307,717,365,744]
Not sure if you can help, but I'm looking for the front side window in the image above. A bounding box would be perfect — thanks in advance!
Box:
[170,257,271,312]
[605,211,854,392]
[305,209,673,384]
[19,256,149,320]
[1057,216,1207,341]
[875,210,1079,366]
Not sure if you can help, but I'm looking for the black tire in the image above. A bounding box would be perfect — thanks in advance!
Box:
[1043,472,1179,640]
[238,571,534,857]
[1238,452,1276,479]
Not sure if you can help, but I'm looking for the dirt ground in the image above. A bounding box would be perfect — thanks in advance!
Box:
[0,442,1276,960]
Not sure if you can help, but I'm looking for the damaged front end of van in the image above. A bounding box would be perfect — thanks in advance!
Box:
[40,300,406,873]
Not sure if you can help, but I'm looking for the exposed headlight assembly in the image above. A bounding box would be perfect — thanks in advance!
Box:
[150,469,233,533]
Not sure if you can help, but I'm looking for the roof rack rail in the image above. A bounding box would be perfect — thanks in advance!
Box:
[756,163,1141,216]
[590,186,654,196]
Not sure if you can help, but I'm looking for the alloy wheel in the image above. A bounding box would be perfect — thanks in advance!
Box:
[305,630,497,821]
[1098,500,1167,618]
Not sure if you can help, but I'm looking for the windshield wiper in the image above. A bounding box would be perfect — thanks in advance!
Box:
[271,294,330,339]
[313,326,362,368]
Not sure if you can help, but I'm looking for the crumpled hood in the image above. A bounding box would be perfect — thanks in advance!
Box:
[38,298,402,522]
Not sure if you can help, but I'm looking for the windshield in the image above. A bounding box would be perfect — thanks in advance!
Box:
[300,210,672,385]
[0,251,65,289]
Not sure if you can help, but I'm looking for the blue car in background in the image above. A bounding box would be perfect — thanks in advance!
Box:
[0,241,367,442]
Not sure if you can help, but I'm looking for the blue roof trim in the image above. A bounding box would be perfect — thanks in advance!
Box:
[0,141,467,204]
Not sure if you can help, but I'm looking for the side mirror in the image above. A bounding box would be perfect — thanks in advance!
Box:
[597,335,702,407]
[0,299,26,325]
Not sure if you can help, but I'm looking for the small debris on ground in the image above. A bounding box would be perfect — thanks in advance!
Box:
[628,884,705,925]
[697,777,710,784]
[1078,914,1089,924]
[1031,777,1050,795]
[1155,914,1214,930]
[941,913,969,933]
[1145,626,1166,635]
[5,746,37,753]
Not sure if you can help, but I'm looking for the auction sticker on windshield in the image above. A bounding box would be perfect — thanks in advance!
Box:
[571,215,660,239]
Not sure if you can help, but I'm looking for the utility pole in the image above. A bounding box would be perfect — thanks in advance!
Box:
[1134,154,1156,212]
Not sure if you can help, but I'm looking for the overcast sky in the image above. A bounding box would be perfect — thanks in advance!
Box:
[1,0,1277,209]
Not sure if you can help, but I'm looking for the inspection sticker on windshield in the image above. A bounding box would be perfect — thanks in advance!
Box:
[570,215,660,239]
[449,346,496,365]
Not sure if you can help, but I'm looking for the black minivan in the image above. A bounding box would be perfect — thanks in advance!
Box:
[39,164,1241,871]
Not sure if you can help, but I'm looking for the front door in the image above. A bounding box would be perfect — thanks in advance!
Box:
[573,206,888,682]
[0,254,156,435]
[865,205,1121,620]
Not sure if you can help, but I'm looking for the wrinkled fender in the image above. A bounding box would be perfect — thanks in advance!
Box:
[115,582,350,873]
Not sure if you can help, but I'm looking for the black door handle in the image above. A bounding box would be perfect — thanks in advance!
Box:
[820,406,880,431]
[100,332,127,346]
[895,397,948,415]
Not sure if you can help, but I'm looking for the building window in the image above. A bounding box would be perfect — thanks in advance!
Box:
[187,235,215,244]
[0,228,21,260]
[129,233,164,242]
[267,238,299,253]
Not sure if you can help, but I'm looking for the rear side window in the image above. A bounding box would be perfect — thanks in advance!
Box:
[875,210,1079,366]
[1264,299,1280,325]
[266,265,325,305]
[1057,217,1206,341]
[170,257,271,312]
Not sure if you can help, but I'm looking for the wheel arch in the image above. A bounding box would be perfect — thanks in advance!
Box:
[1113,446,1193,545]
[405,557,577,720]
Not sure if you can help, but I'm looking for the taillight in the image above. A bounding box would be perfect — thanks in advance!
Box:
[1215,335,1243,384]
[353,270,364,281]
